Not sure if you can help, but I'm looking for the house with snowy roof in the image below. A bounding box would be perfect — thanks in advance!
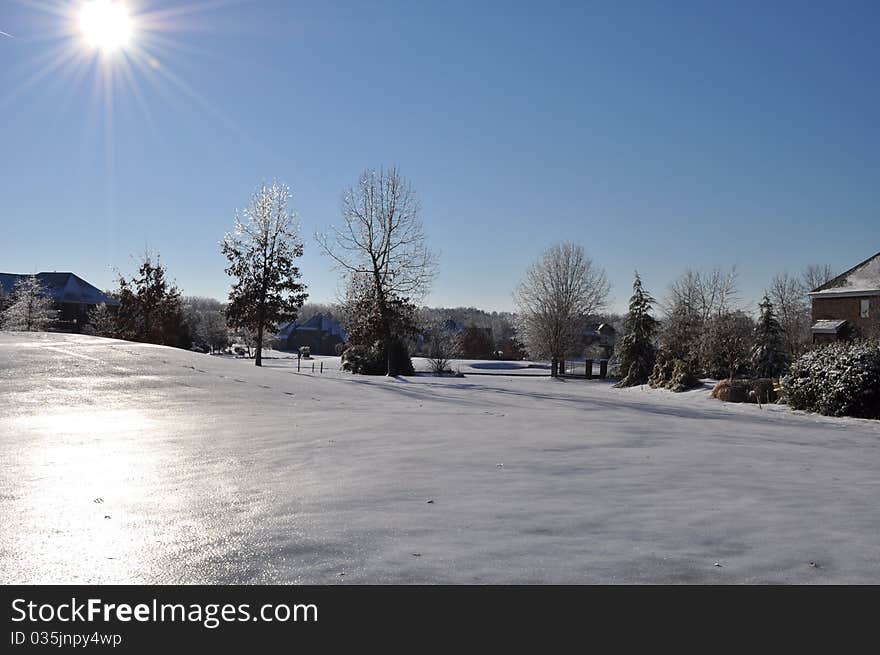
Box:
[809,252,880,343]
[0,272,118,332]
[276,313,348,355]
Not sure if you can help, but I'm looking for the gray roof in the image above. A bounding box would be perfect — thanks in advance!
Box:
[811,319,847,334]
[278,313,347,340]
[0,272,119,306]
[810,252,880,297]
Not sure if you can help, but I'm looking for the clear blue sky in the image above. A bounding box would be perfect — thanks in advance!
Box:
[2,0,879,313]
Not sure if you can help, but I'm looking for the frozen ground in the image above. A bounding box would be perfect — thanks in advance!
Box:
[2,332,880,584]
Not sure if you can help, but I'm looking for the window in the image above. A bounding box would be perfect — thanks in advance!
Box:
[861,299,870,319]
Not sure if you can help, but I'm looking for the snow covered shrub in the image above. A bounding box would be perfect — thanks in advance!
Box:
[341,344,379,374]
[649,354,701,392]
[783,342,880,419]
[668,359,702,392]
[699,311,754,379]
[711,378,777,404]
[341,340,414,376]
[648,357,674,389]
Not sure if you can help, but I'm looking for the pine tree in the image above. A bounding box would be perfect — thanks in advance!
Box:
[115,253,185,346]
[0,275,57,331]
[751,295,790,378]
[87,302,117,337]
[615,272,659,387]
[222,181,308,366]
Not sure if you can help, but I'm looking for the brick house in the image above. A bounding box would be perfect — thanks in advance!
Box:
[809,252,880,343]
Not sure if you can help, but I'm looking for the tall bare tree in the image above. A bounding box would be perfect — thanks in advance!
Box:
[664,267,739,324]
[514,242,610,376]
[802,263,836,293]
[660,266,739,367]
[769,271,810,356]
[223,181,308,367]
[317,167,437,375]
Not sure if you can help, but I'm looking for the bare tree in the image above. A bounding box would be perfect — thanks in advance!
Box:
[768,272,810,356]
[222,181,308,367]
[660,266,739,367]
[426,321,462,375]
[664,267,739,324]
[317,167,437,375]
[802,263,836,292]
[1,275,57,331]
[514,242,610,376]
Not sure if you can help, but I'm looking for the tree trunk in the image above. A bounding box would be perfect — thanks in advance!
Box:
[255,325,263,367]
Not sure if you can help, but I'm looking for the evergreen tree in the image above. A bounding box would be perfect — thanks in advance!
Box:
[87,302,118,337]
[115,253,186,346]
[0,275,57,331]
[340,274,418,375]
[615,272,659,387]
[222,181,308,366]
[751,295,790,378]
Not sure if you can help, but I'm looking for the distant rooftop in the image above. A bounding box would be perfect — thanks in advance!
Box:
[277,313,347,340]
[0,272,119,306]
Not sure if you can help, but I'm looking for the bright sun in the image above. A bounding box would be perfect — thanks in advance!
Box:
[79,0,133,53]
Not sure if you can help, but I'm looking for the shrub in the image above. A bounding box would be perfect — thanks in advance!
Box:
[649,354,702,392]
[711,378,777,404]
[668,359,702,392]
[783,341,880,419]
[341,339,415,376]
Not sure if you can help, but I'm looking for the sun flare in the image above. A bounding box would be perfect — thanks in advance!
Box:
[79,0,133,53]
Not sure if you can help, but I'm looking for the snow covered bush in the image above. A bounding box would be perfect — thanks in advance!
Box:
[783,342,880,419]
[649,354,701,392]
[342,340,415,376]
[699,311,754,379]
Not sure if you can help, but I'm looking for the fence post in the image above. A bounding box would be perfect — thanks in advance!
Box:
[599,360,608,379]
[320,361,323,374]
[312,362,315,372]
[585,358,593,380]
[297,358,300,372]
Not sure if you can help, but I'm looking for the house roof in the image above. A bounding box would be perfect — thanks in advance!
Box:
[810,251,880,297]
[0,272,119,306]
[277,313,347,340]
[811,319,847,334]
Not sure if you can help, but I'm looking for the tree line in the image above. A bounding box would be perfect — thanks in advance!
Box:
[0,166,841,382]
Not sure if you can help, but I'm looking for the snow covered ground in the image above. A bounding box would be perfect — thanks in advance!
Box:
[2,332,880,584]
